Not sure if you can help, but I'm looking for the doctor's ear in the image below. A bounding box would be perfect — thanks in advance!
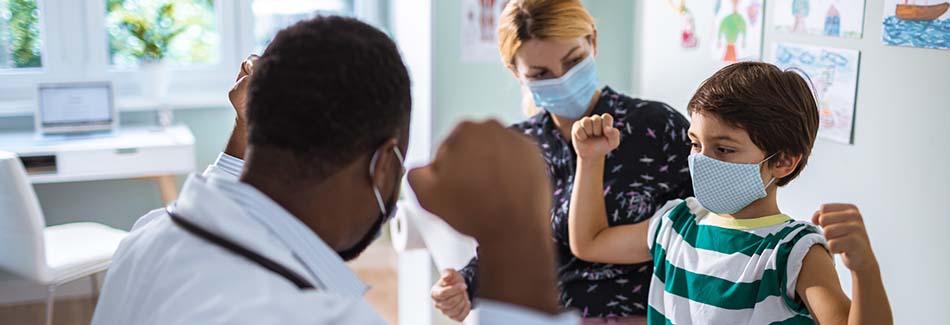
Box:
[769,152,802,180]
[370,138,400,187]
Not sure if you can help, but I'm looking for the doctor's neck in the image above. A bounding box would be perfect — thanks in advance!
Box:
[240,146,374,251]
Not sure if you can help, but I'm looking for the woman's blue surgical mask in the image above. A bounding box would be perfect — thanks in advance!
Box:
[688,153,777,215]
[525,55,600,119]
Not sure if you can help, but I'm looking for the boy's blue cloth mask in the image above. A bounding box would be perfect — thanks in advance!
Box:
[525,55,600,119]
[688,152,778,215]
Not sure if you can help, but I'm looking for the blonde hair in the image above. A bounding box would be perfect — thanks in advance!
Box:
[497,0,596,117]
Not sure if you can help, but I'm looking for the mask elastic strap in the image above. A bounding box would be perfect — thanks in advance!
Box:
[369,146,407,216]
[758,152,779,165]
[370,149,388,215]
[392,147,406,174]
[760,152,779,189]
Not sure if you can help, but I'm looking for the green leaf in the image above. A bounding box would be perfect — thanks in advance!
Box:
[107,0,214,63]
[8,0,42,67]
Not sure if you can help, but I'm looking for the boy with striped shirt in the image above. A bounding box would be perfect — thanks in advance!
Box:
[566,62,892,324]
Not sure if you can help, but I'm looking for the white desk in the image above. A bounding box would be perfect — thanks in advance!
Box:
[0,125,196,203]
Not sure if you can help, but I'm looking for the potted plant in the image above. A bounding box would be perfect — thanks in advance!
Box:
[113,2,187,100]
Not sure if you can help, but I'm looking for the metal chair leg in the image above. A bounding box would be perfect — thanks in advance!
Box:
[44,284,57,325]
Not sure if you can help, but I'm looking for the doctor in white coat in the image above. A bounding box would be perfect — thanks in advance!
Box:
[91,16,575,324]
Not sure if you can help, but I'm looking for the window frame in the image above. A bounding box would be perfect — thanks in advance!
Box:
[0,0,58,101]
[0,0,380,118]
[86,0,240,105]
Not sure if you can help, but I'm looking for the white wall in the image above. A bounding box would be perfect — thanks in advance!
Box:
[430,0,638,144]
[390,0,436,324]
[635,0,950,322]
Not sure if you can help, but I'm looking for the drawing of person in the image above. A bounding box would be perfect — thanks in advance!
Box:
[792,0,810,32]
[718,0,746,61]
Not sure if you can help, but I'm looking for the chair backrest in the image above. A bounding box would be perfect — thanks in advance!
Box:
[0,151,47,281]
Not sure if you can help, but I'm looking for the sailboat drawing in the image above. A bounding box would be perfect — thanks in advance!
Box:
[896,1,950,21]
[882,0,950,50]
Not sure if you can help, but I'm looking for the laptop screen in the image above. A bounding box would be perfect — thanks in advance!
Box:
[38,83,114,130]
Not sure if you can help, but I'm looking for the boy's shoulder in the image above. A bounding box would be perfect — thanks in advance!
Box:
[772,219,824,247]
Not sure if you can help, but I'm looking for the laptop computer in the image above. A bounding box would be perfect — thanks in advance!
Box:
[35,82,118,137]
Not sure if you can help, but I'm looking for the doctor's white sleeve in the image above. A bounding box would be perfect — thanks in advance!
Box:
[202,152,245,180]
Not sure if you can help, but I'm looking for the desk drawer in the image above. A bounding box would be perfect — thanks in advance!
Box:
[57,145,196,177]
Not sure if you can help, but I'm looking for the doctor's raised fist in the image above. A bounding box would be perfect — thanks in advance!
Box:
[407,120,551,241]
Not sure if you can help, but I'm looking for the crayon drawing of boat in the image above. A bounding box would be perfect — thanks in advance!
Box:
[896,1,949,21]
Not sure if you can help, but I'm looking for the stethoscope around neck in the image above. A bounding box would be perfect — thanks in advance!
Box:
[164,204,316,290]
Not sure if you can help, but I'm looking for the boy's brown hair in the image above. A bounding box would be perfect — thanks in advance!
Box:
[687,62,820,186]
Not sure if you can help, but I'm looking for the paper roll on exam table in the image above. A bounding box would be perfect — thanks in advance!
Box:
[390,199,478,272]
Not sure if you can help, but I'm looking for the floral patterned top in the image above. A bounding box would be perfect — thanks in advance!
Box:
[458,86,693,318]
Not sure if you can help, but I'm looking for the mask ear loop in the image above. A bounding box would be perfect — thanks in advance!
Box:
[369,149,388,216]
[759,152,780,188]
[758,152,779,164]
[369,145,408,216]
[392,147,406,175]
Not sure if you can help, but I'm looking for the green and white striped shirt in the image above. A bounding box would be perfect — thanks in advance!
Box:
[646,198,827,325]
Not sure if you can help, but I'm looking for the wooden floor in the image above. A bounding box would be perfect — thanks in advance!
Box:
[0,297,96,325]
[0,245,399,324]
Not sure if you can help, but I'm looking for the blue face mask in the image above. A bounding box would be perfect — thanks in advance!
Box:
[688,153,777,215]
[525,55,600,119]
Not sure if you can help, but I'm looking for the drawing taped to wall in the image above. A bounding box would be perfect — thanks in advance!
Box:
[712,0,764,62]
[882,0,950,50]
[666,0,700,48]
[771,43,861,144]
[460,0,510,62]
[773,0,867,38]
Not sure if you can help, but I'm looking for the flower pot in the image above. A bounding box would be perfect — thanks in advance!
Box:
[138,60,170,101]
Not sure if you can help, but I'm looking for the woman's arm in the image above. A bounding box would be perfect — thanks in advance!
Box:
[568,114,652,264]
[656,103,694,201]
[797,204,892,325]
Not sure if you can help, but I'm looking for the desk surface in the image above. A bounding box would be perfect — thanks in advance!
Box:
[0,125,195,155]
[0,125,196,184]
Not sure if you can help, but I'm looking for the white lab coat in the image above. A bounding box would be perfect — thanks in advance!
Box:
[91,154,578,324]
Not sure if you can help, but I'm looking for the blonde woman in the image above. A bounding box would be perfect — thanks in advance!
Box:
[430,0,693,323]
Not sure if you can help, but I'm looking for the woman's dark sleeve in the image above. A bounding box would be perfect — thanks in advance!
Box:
[457,254,479,301]
[657,104,694,206]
